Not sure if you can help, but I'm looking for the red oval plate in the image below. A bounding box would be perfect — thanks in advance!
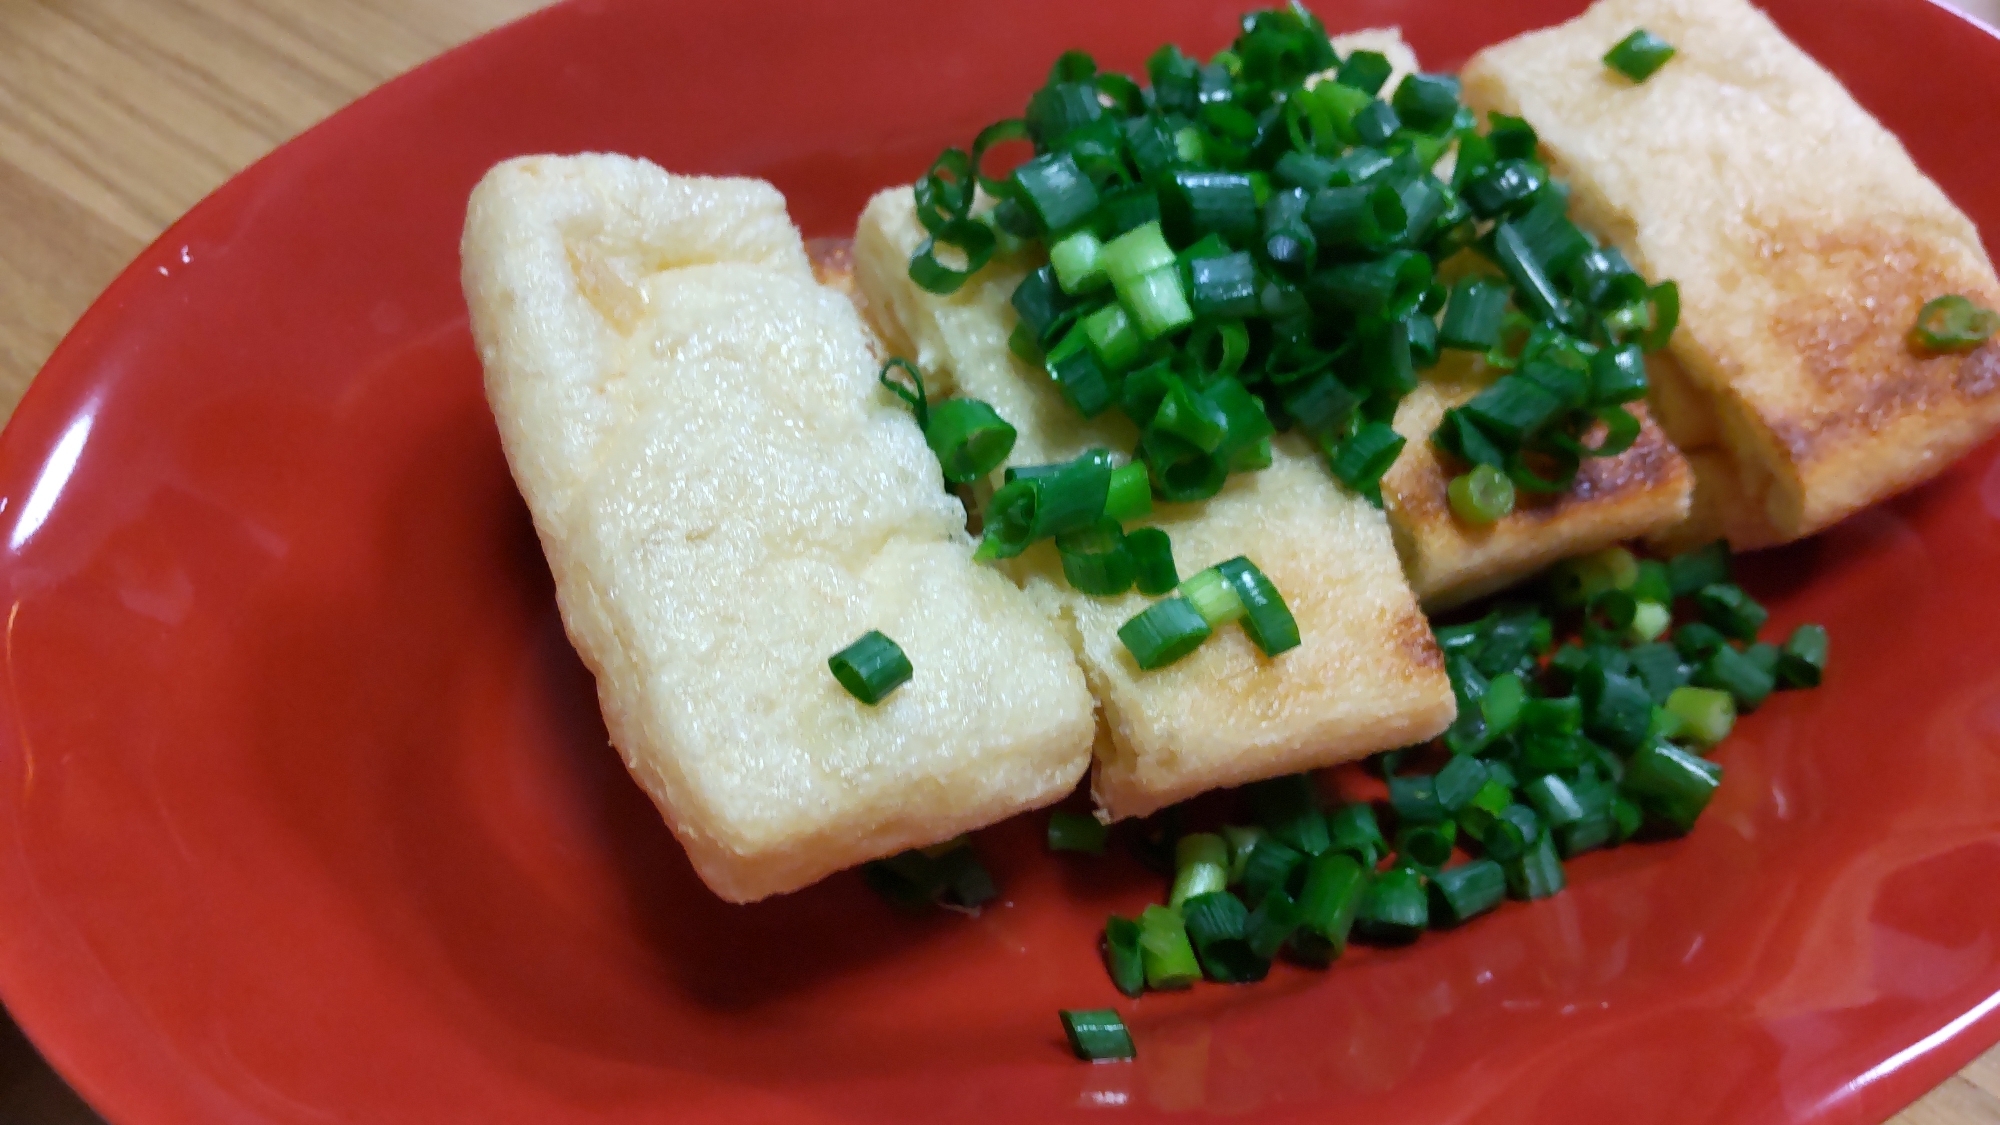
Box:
[5,1,2000,1122]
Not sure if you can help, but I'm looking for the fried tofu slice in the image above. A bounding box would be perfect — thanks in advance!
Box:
[1462,0,2000,548]
[1384,349,1694,609]
[853,181,1454,822]
[462,155,1095,902]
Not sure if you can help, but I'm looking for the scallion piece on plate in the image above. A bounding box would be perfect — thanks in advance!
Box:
[1695,582,1769,641]
[1239,835,1305,907]
[1439,278,1512,351]
[1623,740,1723,833]
[1693,644,1776,711]
[1290,852,1368,964]
[1103,915,1146,997]
[1664,685,1735,747]
[1356,864,1428,942]
[1504,832,1567,900]
[1604,29,1677,83]
[1910,294,1999,352]
[1430,859,1507,926]
[828,630,912,705]
[1778,623,1830,689]
[1244,886,1303,960]
[1326,803,1388,868]
[1169,833,1231,909]
[1125,527,1179,595]
[1137,904,1201,990]
[1182,890,1266,983]
[1049,810,1109,855]
[1060,1008,1136,1061]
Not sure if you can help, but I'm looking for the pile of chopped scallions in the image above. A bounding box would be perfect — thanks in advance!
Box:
[905,4,1682,533]
[868,538,1828,1063]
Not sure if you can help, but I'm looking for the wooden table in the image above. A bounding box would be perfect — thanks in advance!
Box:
[1,0,1998,1121]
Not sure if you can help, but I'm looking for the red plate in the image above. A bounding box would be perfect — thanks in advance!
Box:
[4,0,2000,1121]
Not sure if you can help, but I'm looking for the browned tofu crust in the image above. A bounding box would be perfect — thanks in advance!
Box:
[1385,353,1693,609]
[1463,0,2000,547]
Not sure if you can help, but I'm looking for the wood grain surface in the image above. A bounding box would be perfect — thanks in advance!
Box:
[1,0,1998,1122]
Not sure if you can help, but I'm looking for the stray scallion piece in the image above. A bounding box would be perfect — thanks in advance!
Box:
[1169,833,1231,909]
[1778,624,1830,688]
[1219,557,1301,656]
[1910,295,1999,353]
[1430,859,1508,926]
[1604,28,1677,83]
[1060,1008,1136,1061]
[829,630,912,705]
[1049,810,1109,854]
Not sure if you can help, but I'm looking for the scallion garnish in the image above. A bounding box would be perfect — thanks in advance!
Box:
[829,630,912,705]
[1117,597,1212,670]
[1049,810,1110,855]
[1448,463,1517,525]
[1137,904,1201,990]
[1604,29,1677,83]
[1060,1008,1136,1061]
[1910,295,1999,352]
[1125,527,1179,595]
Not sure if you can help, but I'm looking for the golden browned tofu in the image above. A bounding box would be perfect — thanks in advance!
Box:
[1463,0,2000,548]
[852,181,1455,821]
[462,155,1096,902]
[1384,350,1693,609]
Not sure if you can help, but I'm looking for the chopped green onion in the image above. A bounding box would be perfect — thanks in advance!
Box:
[1674,621,1729,661]
[1448,463,1517,525]
[1181,891,1266,983]
[1464,160,1545,219]
[1430,859,1507,925]
[977,449,1115,559]
[1118,597,1212,670]
[1911,294,2000,352]
[1170,833,1231,909]
[1356,864,1428,942]
[1244,886,1302,960]
[933,845,998,908]
[926,398,1017,483]
[909,218,999,295]
[1050,230,1108,294]
[1137,904,1201,990]
[1290,853,1367,964]
[1126,527,1179,595]
[1044,330,1118,418]
[1104,462,1153,523]
[1667,540,1732,596]
[829,630,912,705]
[1101,221,1176,289]
[1440,278,1512,351]
[1222,826,1265,883]
[1305,183,1405,253]
[1012,151,1100,234]
[1778,623,1830,689]
[1623,740,1722,833]
[1060,1008,1136,1061]
[1392,72,1462,134]
[1103,915,1146,997]
[1665,685,1736,747]
[1240,835,1305,906]
[1329,422,1406,499]
[1696,583,1768,641]
[1081,304,1143,373]
[1504,833,1566,900]
[1336,49,1393,94]
[1122,266,1196,339]
[1628,599,1672,644]
[1049,810,1109,854]
[1326,803,1388,867]
[1605,29,1677,83]
[1216,557,1301,657]
[1162,170,1259,243]
[1694,644,1776,711]
[1186,252,1260,319]
[1180,567,1246,629]
[1396,821,1457,869]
